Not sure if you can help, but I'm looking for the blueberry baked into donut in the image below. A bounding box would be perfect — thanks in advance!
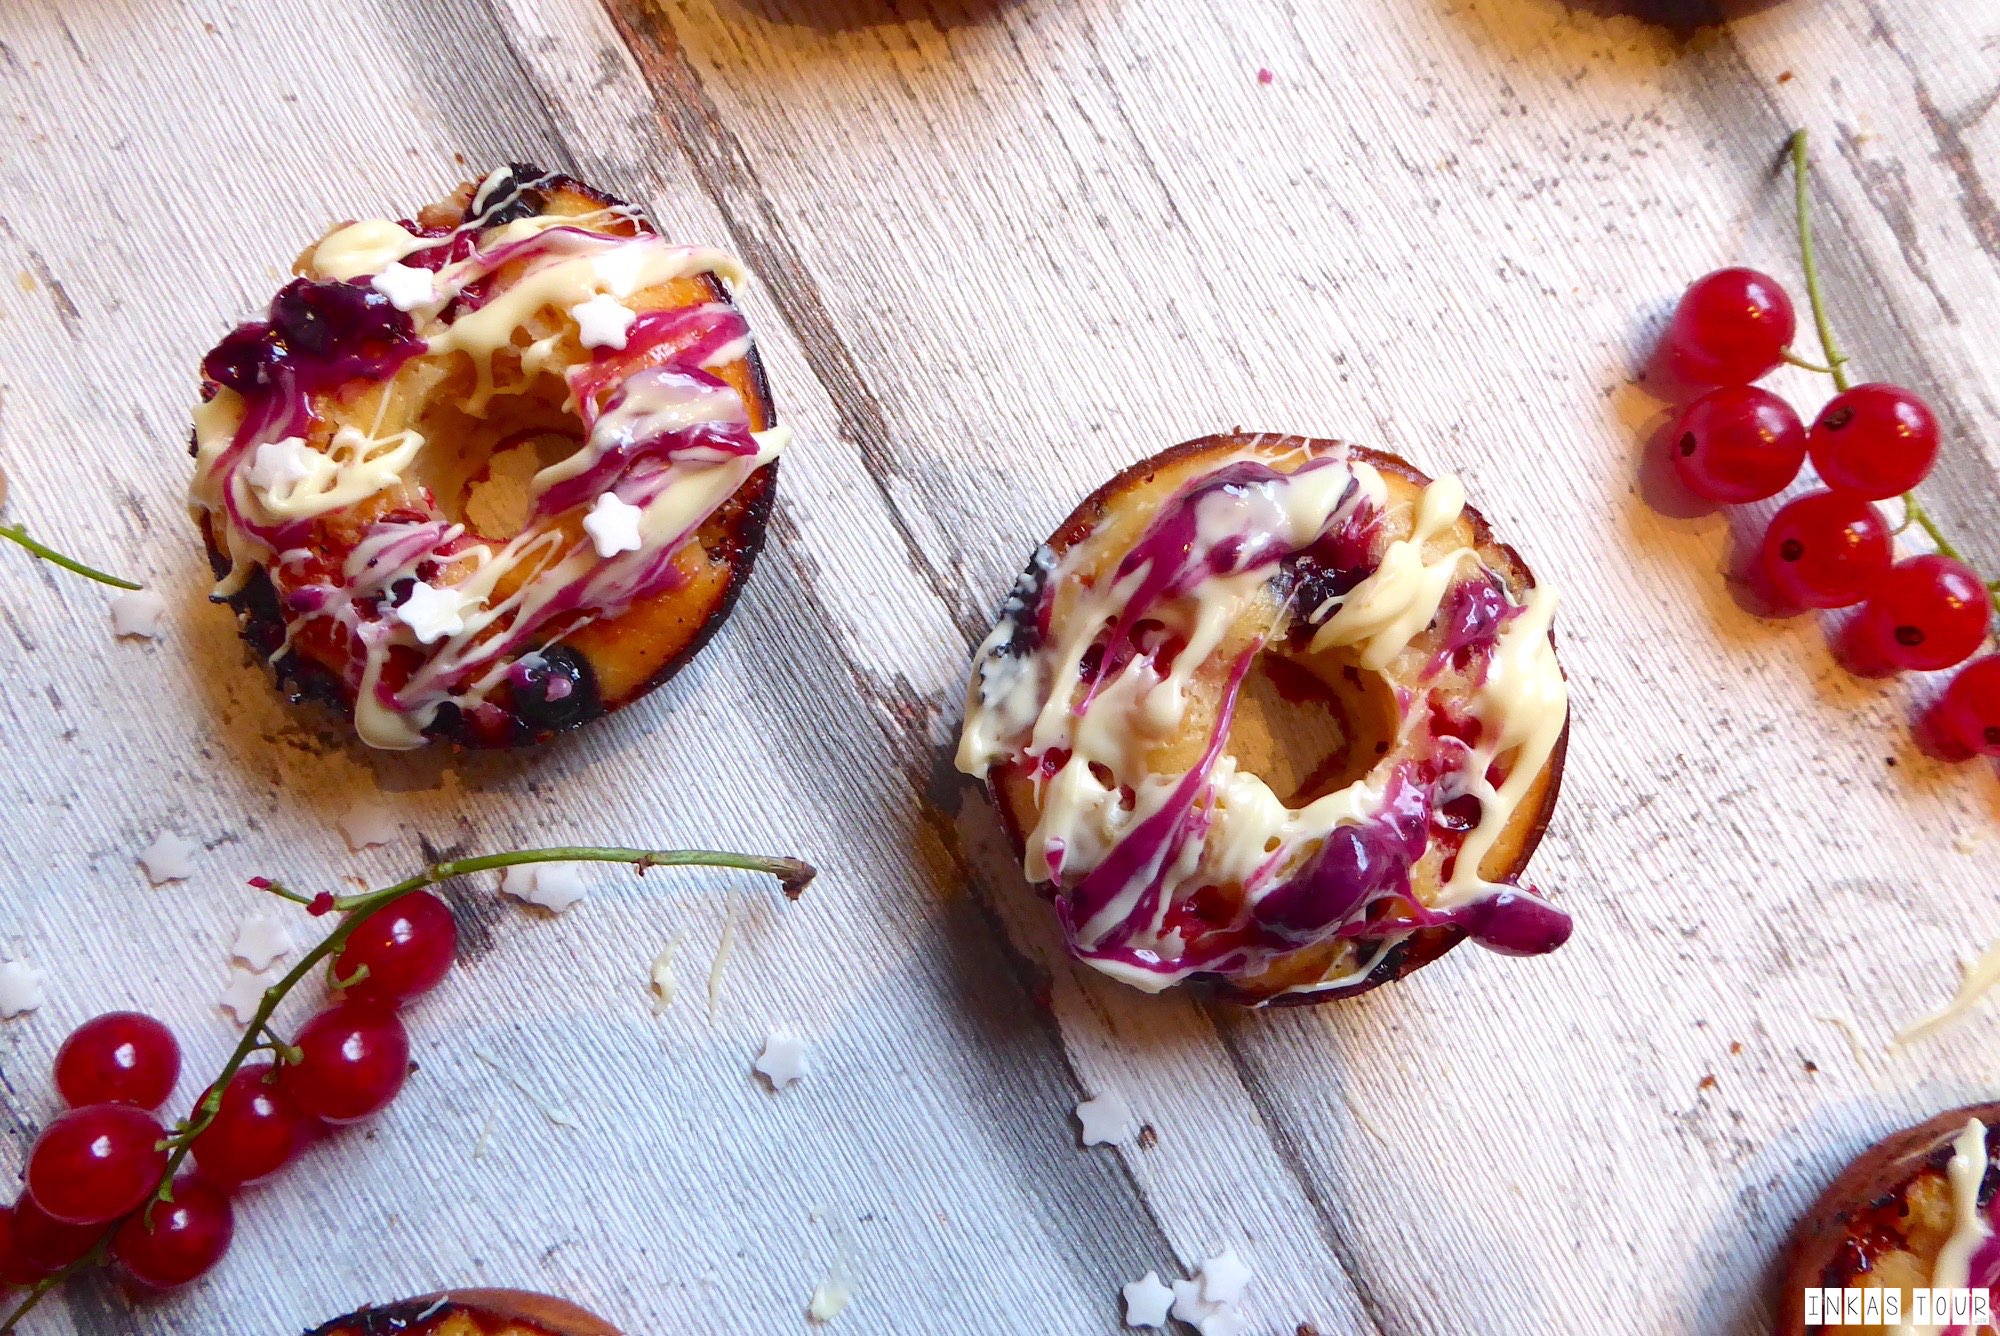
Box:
[190,166,784,749]
[1779,1104,2000,1335]
[957,433,1571,1005]
[308,1289,621,1335]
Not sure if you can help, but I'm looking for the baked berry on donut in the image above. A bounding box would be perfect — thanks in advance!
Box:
[189,165,784,749]
[1778,1105,2000,1335]
[956,433,1571,1005]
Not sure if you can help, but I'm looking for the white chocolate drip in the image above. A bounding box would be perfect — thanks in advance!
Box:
[1892,1117,1992,1336]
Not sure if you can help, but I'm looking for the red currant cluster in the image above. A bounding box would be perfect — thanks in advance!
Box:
[0,846,810,1330]
[1652,132,1999,763]
[0,892,455,1302]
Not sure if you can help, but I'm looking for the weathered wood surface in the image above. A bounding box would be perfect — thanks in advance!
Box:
[1,0,1997,1332]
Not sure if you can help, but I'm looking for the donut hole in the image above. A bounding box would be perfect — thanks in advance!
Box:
[406,374,586,541]
[1224,651,1399,807]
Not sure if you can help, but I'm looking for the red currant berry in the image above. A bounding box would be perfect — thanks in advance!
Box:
[1807,383,1940,499]
[1754,491,1892,611]
[4,1194,99,1280]
[54,1012,181,1110]
[1668,386,1807,503]
[26,1104,169,1226]
[0,1204,32,1287]
[329,890,456,1005]
[189,1062,313,1187]
[111,1175,233,1291]
[1664,267,1798,386]
[282,1003,410,1124]
[1920,655,2000,762]
[1837,555,1991,677]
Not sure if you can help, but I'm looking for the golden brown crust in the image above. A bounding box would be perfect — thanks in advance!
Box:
[978,432,1568,1005]
[307,1288,622,1336]
[1777,1103,2000,1335]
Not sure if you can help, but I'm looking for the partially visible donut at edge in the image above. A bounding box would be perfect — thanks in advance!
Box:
[189,165,783,750]
[956,433,1571,1007]
[305,1288,623,1335]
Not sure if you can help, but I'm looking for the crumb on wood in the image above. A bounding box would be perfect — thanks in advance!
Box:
[1778,70,1795,83]
[1803,1058,1819,1074]
[1698,1074,1718,1092]
[1728,1040,1743,1055]
[1138,1124,1158,1149]
[1297,1325,1323,1336]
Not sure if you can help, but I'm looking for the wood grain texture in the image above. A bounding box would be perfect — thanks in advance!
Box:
[0,1,1995,1333]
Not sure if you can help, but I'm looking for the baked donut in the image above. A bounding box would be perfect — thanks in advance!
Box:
[1779,1105,2000,1335]
[189,165,784,749]
[308,1289,621,1335]
[956,433,1571,1005]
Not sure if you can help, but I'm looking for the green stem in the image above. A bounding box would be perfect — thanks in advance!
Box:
[0,523,141,590]
[1790,129,1852,393]
[0,844,814,1332]
[1791,128,1999,623]
[1781,348,1835,375]
[1904,495,2000,617]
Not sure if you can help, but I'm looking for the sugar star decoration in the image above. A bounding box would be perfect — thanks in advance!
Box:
[583,492,645,559]
[1198,1248,1252,1305]
[110,589,166,639]
[1076,1091,1135,1146]
[754,1028,807,1090]
[570,292,637,350]
[1121,1271,1174,1329]
[370,261,438,312]
[1170,1278,1245,1336]
[231,910,293,971]
[140,832,199,884]
[393,581,467,644]
[0,959,47,1019]
[219,964,282,1025]
[245,435,320,496]
[500,864,587,914]
[338,799,401,851]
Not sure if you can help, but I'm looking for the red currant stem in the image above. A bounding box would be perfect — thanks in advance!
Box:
[0,843,814,1333]
[1789,129,1853,394]
[0,522,142,590]
[1901,494,2000,617]
[1791,128,2000,624]
[1781,348,1835,375]
[251,878,317,908]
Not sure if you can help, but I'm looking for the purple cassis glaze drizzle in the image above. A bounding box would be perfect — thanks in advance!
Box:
[1252,770,1429,946]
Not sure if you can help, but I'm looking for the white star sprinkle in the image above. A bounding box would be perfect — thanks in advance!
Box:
[0,959,46,1019]
[370,262,438,312]
[337,800,400,851]
[1077,1091,1135,1146]
[231,911,293,972]
[754,1028,807,1090]
[140,832,199,884]
[219,965,281,1025]
[1198,1248,1252,1305]
[570,292,637,350]
[1121,1272,1174,1328]
[583,492,645,559]
[245,436,320,495]
[1171,1278,1229,1332]
[110,590,165,639]
[393,581,467,644]
[500,864,587,914]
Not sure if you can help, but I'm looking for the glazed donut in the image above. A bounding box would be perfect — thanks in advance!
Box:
[308,1289,622,1335]
[189,165,784,749]
[1779,1104,2000,1335]
[956,433,1571,1005]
